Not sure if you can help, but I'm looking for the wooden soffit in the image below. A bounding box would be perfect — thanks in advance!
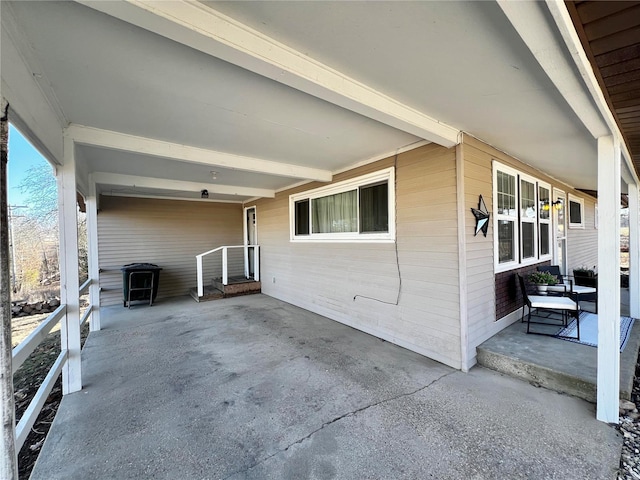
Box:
[566,1,640,175]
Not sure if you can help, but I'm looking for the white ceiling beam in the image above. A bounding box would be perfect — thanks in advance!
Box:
[497,0,610,140]
[66,124,332,182]
[622,161,635,188]
[92,172,275,198]
[76,0,460,148]
[1,4,65,165]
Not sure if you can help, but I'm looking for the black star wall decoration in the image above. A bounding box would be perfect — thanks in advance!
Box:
[471,195,490,237]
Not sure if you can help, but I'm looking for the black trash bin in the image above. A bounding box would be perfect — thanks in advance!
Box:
[121,263,162,308]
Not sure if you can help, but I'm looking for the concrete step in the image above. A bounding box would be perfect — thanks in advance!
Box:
[189,286,224,303]
[190,277,261,302]
[476,317,640,403]
[476,342,597,403]
[212,277,261,297]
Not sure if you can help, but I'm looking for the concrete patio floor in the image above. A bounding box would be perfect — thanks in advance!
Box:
[477,289,640,403]
[32,294,622,479]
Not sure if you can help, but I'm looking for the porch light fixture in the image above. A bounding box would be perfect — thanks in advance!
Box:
[552,200,563,210]
[541,201,550,212]
[201,189,209,199]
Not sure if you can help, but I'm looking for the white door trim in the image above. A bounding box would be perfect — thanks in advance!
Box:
[552,188,567,274]
[243,206,257,278]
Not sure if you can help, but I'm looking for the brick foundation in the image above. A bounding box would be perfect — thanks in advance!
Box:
[495,261,551,320]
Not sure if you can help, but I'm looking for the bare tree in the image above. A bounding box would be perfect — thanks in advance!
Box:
[15,163,88,294]
[13,165,59,295]
[18,164,58,229]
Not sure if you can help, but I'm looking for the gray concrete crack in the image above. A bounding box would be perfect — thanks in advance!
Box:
[222,369,456,479]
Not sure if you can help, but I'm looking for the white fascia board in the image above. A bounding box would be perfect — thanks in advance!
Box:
[66,124,331,182]
[92,172,275,198]
[497,0,610,140]
[544,0,639,186]
[76,0,460,148]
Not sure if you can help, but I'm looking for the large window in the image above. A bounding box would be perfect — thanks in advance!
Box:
[493,162,552,271]
[290,168,395,242]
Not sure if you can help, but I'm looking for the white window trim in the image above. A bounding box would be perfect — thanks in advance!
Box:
[568,193,585,229]
[289,167,396,242]
[538,181,553,261]
[595,203,598,229]
[519,173,539,267]
[493,162,520,272]
[493,161,553,273]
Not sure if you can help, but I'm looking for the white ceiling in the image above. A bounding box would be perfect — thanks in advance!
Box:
[207,0,598,187]
[3,0,604,201]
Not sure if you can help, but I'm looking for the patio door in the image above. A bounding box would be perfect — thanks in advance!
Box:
[553,189,567,275]
[244,207,257,278]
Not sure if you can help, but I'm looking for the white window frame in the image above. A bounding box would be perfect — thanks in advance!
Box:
[493,163,520,271]
[289,167,395,242]
[493,161,552,272]
[537,181,552,261]
[568,193,585,229]
[519,173,539,266]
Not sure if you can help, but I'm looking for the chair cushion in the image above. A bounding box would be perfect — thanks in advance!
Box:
[529,295,577,310]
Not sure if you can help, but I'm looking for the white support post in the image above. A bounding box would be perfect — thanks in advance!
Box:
[196,255,204,297]
[58,136,82,394]
[222,248,228,286]
[86,176,101,331]
[254,246,260,282]
[597,135,621,423]
[629,182,640,319]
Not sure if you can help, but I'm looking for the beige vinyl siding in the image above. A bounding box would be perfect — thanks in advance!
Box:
[462,140,496,367]
[461,135,598,367]
[250,144,463,369]
[97,197,243,306]
[567,197,598,273]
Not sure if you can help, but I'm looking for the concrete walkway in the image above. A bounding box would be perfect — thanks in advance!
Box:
[32,295,622,479]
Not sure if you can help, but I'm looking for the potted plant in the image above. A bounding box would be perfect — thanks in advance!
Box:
[573,266,597,288]
[527,271,557,295]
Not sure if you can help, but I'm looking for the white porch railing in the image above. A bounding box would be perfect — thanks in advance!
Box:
[12,279,94,451]
[196,245,260,297]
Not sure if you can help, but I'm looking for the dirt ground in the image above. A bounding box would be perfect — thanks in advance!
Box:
[12,311,89,480]
[12,312,54,348]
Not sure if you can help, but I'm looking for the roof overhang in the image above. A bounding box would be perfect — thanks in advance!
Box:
[1,1,627,200]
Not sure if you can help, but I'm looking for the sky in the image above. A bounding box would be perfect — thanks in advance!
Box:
[7,124,54,207]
